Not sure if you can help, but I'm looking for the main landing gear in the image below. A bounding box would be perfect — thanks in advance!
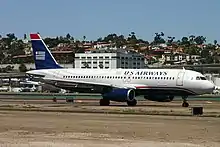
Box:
[127,99,137,106]
[182,96,189,107]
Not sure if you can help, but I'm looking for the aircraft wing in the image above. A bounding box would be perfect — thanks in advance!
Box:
[43,77,139,89]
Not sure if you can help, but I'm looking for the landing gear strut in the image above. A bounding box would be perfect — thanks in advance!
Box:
[182,96,189,107]
[100,99,110,106]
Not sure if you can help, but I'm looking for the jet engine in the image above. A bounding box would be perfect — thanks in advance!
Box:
[144,95,174,102]
[102,88,135,102]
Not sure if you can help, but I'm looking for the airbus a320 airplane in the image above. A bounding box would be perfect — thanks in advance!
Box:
[26,33,215,107]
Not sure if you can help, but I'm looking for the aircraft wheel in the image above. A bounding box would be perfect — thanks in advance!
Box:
[127,99,137,106]
[100,99,110,106]
[182,102,189,107]
[66,98,74,103]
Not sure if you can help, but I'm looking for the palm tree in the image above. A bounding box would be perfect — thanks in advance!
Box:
[83,36,86,41]
[189,35,195,43]
[214,40,217,45]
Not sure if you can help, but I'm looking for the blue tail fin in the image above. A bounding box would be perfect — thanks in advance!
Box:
[30,33,62,70]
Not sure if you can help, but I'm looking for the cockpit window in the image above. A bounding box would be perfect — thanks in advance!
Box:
[200,77,206,80]
[196,76,207,80]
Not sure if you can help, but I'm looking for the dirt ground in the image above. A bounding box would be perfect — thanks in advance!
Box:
[0,110,219,147]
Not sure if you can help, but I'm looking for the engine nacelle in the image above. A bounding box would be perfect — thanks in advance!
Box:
[102,88,135,102]
[144,95,174,102]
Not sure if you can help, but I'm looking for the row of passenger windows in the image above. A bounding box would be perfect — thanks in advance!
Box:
[63,76,175,80]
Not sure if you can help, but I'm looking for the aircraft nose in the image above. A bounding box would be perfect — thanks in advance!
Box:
[204,82,215,93]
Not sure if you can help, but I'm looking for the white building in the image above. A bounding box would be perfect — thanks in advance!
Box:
[74,50,145,69]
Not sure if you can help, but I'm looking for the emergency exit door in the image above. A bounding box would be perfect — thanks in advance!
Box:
[176,71,185,86]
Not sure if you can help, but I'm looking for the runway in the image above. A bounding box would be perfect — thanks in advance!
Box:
[0,96,220,146]
[0,110,219,147]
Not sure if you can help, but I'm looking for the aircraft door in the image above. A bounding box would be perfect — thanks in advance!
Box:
[176,71,185,86]
[53,71,60,78]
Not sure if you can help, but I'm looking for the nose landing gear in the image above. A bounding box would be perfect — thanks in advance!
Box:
[182,96,189,107]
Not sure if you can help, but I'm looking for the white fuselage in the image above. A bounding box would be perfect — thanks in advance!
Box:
[27,68,215,95]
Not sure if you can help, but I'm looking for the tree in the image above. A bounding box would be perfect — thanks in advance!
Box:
[214,40,217,45]
[153,32,165,44]
[189,35,195,42]
[184,46,200,55]
[83,36,86,41]
[66,33,71,39]
[181,37,188,43]
[167,36,175,45]
[97,37,102,42]
[0,51,5,61]
[19,63,27,72]
[194,36,206,45]
[24,34,27,39]
[6,33,16,40]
